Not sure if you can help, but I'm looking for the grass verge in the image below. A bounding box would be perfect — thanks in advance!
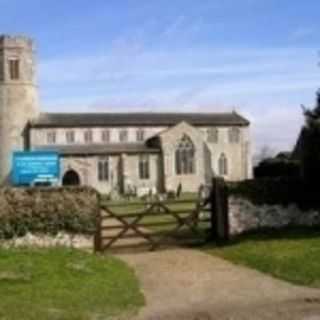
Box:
[205,227,320,288]
[0,248,144,320]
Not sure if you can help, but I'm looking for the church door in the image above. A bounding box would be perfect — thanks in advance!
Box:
[62,170,81,186]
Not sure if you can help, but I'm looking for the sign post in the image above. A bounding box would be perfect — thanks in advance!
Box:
[11,151,60,186]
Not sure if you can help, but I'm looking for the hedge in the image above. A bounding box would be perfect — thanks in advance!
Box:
[0,187,99,239]
[228,178,320,210]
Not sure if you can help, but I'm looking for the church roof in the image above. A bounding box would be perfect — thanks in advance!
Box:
[30,112,250,128]
[34,143,160,156]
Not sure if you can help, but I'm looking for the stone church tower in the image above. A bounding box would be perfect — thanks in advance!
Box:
[0,35,39,183]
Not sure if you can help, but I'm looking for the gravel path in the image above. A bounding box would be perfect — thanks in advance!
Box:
[118,248,320,320]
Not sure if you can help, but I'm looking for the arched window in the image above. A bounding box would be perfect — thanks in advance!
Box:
[207,128,218,143]
[175,135,195,175]
[229,127,240,143]
[139,155,150,180]
[218,153,228,176]
[98,158,109,181]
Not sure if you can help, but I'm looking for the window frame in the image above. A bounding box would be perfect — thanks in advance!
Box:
[136,129,145,142]
[119,129,128,142]
[46,131,56,145]
[229,127,240,144]
[8,58,20,80]
[218,153,228,176]
[84,130,93,143]
[98,157,109,182]
[101,130,110,143]
[139,155,150,180]
[175,135,195,175]
[207,128,219,143]
[66,130,75,144]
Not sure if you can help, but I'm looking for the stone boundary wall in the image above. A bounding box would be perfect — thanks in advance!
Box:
[229,196,320,236]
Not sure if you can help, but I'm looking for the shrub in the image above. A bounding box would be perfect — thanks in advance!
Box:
[229,178,320,210]
[254,159,300,178]
[0,187,99,239]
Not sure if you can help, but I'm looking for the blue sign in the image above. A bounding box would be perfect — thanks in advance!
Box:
[11,151,60,186]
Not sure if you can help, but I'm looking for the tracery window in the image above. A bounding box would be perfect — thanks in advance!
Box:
[175,135,195,175]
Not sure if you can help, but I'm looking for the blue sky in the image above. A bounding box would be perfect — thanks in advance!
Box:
[1,0,320,153]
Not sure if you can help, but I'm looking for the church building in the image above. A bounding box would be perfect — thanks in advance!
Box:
[0,35,252,194]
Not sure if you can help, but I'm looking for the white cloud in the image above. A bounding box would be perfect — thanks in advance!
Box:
[39,45,320,152]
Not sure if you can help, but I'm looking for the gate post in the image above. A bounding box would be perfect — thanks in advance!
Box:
[94,195,102,253]
[210,177,230,242]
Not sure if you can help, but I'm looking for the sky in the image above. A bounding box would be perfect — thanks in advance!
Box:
[1,0,320,154]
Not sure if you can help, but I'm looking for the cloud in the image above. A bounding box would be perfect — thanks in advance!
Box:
[39,45,320,152]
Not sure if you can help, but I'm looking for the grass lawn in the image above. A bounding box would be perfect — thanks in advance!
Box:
[205,228,320,288]
[0,248,144,320]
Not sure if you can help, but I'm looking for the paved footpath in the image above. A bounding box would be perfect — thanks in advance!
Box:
[118,248,320,320]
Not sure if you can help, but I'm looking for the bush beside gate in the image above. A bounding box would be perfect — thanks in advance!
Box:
[0,187,99,239]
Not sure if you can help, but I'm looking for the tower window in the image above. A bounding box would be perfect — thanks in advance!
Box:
[47,131,56,144]
[84,130,93,143]
[66,131,75,144]
[9,58,20,80]
[98,157,109,181]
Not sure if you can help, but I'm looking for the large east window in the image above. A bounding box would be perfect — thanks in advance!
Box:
[175,135,195,175]
[139,155,150,180]
[98,157,109,181]
[9,58,20,80]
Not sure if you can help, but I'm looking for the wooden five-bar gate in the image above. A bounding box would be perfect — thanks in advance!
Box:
[94,178,229,252]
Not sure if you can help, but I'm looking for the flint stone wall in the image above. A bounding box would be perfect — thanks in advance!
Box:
[229,196,320,235]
